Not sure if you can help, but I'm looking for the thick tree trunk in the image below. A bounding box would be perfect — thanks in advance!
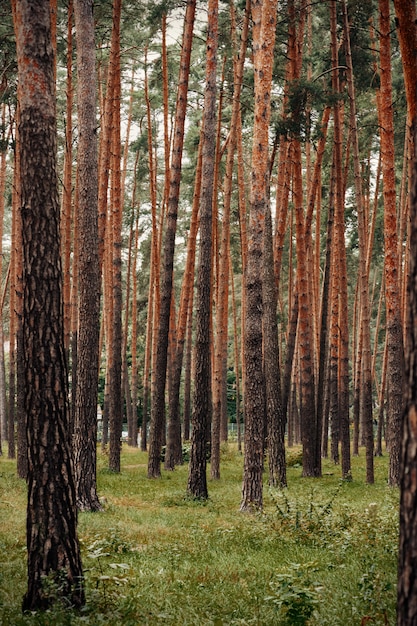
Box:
[14,0,84,609]
[399,142,417,625]
[378,0,404,487]
[394,1,417,623]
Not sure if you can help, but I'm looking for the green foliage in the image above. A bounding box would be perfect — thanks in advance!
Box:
[285,448,303,467]
[357,561,392,625]
[265,563,322,625]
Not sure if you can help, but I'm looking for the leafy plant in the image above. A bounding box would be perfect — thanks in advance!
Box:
[357,561,392,625]
[267,484,345,547]
[265,562,323,625]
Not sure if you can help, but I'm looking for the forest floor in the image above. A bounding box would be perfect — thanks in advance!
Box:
[0,442,398,625]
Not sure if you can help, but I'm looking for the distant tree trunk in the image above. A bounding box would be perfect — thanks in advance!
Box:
[211,0,250,479]
[241,0,278,511]
[263,205,286,487]
[130,209,140,448]
[165,134,202,469]
[122,219,134,446]
[97,22,115,269]
[274,0,296,288]
[342,0,370,480]
[69,178,79,437]
[305,105,330,469]
[61,0,73,357]
[72,0,102,511]
[375,335,388,457]
[237,110,248,440]
[378,0,404,487]
[187,0,218,500]
[123,223,134,445]
[148,0,196,478]
[0,116,7,450]
[318,155,335,460]
[14,0,84,609]
[183,293,194,442]
[12,108,27,479]
[141,267,153,452]
[330,0,353,479]
[294,136,318,476]
[144,39,160,444]
[8,150,18,460]
[230,262,242,451]
[108,0,123,473]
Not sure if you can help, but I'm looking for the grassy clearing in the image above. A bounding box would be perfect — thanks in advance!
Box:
[0,444,398,625]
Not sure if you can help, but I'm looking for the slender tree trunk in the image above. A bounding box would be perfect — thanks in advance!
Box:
[241,0,278,511]
[165,131,203,469]
[8,140,18,459]
[123,223,134,445]
[148,0,196,478]
[130,210,140,447]
[10,105,26,478]
[72,0,102,511]
[62,1,73,358]
[330,0,353,479]
[183,293,194,442]
[264,205,286,487]
[108,0,123,473]
[318,153,335,460]
[211,0,250,479]
[342,0,371,480]
[0,115,7,450]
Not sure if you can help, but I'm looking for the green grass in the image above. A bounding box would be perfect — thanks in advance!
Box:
[0,444,398,625]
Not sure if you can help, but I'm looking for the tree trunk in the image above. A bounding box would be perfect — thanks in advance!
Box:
[187,0,218,500]
[330,0,353,479]
[263,205,286,487]
[72,0,102,511]
[183,293,194,442]
[342,0,371,480]
[378,0,404,487]
[61,0,73,358]
[211,0,250,479]
[148,0,197,478]
[241,0,278,511]
[165,131,202,469]
[394,1,417,622]
[14,0,84,609]
[108,0,123,473]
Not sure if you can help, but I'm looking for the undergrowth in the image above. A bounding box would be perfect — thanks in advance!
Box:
[0,444,399,625]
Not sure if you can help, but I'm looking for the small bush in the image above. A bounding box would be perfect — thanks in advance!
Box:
[286,448,303,467]
[265,562,322,625]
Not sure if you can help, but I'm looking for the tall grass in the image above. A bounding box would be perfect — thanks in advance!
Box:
[0,444,398,625]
